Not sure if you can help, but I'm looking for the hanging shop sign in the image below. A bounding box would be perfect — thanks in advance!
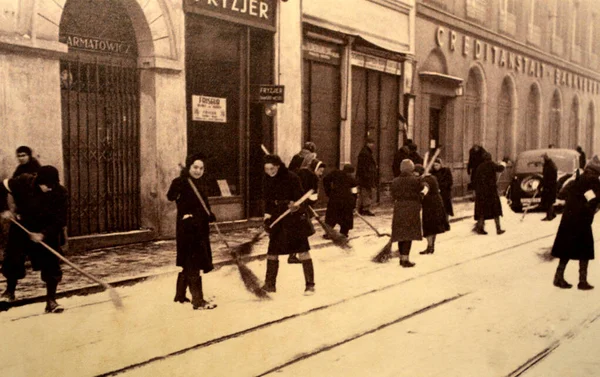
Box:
[192,95,227,123]
[60,34,135,56]
[251,85,285,103]
[351,51,402,76]
[184,0,276,31]
[435,26,600,95]
[303,40,341,65]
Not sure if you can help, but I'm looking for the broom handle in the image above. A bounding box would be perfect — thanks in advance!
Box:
[269,189,314,229]
[424,149,441,176]
[354,210,382,235]
[10,219,111,290]
[186,179,229,247]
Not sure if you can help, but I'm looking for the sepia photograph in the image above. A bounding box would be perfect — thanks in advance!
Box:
[1,0,600,375]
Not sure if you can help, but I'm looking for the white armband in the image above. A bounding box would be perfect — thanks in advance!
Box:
[421,186,430,196]
[584,190,596,202]
[351,186,358,194]
[309,193,319,201]
[3,179,10,193]
[264,213,272,220]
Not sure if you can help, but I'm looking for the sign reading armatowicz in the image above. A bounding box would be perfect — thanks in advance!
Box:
[251,85,285,103]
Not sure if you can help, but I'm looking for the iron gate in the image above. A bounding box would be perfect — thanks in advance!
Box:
[60,58,140,237]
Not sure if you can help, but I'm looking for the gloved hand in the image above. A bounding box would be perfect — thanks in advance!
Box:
[208,212,217,223]
[263,214,273,233]
[288,201,300,213]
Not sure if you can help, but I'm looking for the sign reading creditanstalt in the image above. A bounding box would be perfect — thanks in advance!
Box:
[435,26,600,95]
[185,0,276,31]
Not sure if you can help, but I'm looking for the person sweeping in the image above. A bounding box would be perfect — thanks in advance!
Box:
[414,164,449,255]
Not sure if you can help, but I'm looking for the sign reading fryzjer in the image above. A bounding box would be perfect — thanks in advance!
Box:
[184,0,276,31]
[193,95,227,123]
[251,85,285,103]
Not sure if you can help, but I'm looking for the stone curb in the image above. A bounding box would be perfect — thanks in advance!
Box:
[2,214,472,310]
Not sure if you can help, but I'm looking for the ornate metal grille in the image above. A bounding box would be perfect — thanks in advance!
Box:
[60,59,140,236]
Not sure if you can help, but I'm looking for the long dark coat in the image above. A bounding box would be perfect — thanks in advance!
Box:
[0,174,68,280]
[551,170,600,260]
[473,160,505,220]
[421,175,450,237]
[391,172,423,242]
[467,147,486,188]
[356,145,377,189]
[296,167,319,206]
[540,158,558,209]
[12,158,41,178]
[432,167,454,216]
[323,170,358,231]
[264,166,311,255]
[167,175,214,273]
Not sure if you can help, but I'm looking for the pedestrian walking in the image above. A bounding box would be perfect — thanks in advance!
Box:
[473,152,507,235]
[551,155,600,290]
[13,146,41,178]
[467,144,487,191]
[262,154,316,295]
[391,159,428,267]
[431,158,454,219]
[576,146,587,169]
[288,141,317,173]
[356,137,377,216]
[167,154,217,310]
[323,164,358,238]
[0,166,68,313]
[540,153,558,221]
[414,164,449,255]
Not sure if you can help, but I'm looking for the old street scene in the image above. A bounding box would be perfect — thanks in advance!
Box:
[2,0,600,376]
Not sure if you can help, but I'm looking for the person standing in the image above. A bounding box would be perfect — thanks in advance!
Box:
[13,146,41,178]
[415,164,449,255]
[473,152,506,235]
[407,143,424,165]
[356,138,377,216]
[431,158,454,219]
[467,144,486,192]
[323,164,358,238]
[0,166,68,313]
[167,154,217,310]
[262,155,316,295]
[540,153,558,221]
[288,141,317,173]
[576,146,587,169]
[391,159,427,267]
[551,155,600,290]
[392,142,411,178]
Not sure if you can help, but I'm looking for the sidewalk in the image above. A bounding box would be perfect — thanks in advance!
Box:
[0,200,475,307]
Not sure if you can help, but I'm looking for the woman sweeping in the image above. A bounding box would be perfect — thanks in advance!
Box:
[415,164,449,255]
[167,154,217,310]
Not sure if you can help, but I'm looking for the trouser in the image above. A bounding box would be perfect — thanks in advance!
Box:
[358,187,373,212]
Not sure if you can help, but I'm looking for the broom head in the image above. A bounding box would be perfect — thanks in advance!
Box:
[108,286,124,310]
[372,240,393,263]
[315,217,350,249]
[230,231,265,258]
[236,258,271,300]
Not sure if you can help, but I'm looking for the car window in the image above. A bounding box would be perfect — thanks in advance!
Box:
[516,153,576,174]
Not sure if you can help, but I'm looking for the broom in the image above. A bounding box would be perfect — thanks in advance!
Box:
[354,211,390,237]
[372,239,393,263]
[308,206,350,249]
[10,218,124,310]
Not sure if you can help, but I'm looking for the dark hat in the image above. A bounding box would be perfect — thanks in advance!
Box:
[185,153,206,169]
[414,164,425,175]
[36,165,59,186]
[264,154,283,166]
[342,163,355,174]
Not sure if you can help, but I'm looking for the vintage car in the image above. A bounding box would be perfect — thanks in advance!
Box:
[505,148,582,212]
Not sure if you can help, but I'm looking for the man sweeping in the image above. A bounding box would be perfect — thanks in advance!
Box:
[0,166,68,313]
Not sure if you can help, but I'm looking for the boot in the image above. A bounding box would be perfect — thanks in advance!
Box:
[419,245,434,255]
[0,279,17,303]
[494,217,505,235]
[473,219,487,235]
[399,254,415,268]
[189,275,216,310]
[302,259,315,295]
[174,273,191,303]
[553,259,572,289]
[44,280,63,314]
[262,259,279,293]
[578,260,594,290]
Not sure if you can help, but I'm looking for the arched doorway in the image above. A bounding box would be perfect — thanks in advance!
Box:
[569,96,580,149]
[521,83,540,152]
[464,68,484,159]
[497,77,514,160]
[549,90,561,148]
[586,102,595,155]
[59,0,140,236]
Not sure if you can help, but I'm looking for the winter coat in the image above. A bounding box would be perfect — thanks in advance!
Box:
[323,170,358,231]
[167,175,214,273]
[473,160,505,220]
[392,146,411,178]
[296,167,320,207]
[356,145,378,189]
[289,149,315,173]
[421,175,450,237]
[467,147,487,186]
[12,158,41,178]
[540,158,558,208]
[432,167,454,216]
[551,170,600,260]
[391,172,423,242]
[263,166,311,255]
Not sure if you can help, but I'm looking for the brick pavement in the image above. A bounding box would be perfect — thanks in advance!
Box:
[0,200,474,305]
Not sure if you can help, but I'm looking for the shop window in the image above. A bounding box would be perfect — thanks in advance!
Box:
[569,97,580,149]
[586,102,595,155]
[527,0,543,46]
[497,77,514,161]
[521,84,540,152]
[571,2,584,63]
[549,90,562,148]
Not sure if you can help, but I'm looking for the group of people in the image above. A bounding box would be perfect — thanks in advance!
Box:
[0,147,68,313]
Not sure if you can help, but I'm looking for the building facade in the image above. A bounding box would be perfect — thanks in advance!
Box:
[414,0,600,195]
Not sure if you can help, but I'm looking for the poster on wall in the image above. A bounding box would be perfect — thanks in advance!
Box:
[192,95,227,123]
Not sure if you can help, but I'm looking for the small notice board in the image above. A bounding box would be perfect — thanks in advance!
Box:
[192,95,227,123]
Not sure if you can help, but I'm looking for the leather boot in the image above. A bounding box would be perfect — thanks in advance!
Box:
[45,279,64,313]
[0,279,17,303]
[474,219,487,235]
[553,259,572,289]
[174,272,191,303]
[494,217,505,235]
[188,275,216,310]
[578,260,594,290]
[262,259,279,293]
[302,259,315,295]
